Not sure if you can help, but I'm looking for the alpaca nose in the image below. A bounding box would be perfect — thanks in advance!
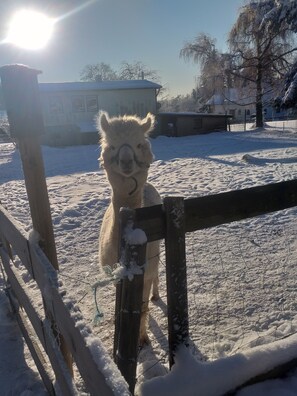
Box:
[120,158,133,172]
[118,146,135,174]
[120,158,133,167]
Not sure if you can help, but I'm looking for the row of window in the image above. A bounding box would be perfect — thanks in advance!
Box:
[48,95,98,114]
[228,109,251,117]
[48,95,149,117]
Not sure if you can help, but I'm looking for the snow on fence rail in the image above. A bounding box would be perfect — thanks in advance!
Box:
[0,204,130,396]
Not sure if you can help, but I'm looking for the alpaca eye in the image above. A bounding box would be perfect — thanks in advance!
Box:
[137,143,142,149]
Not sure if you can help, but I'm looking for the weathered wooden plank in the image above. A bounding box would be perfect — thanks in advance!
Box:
[116,208,146,394]
[28,243,59,292]
[48,285,123,396]
[113,207,131,362]
[134,204,164,242]
[0,65,58,270]
[0,204,33,272]
[30,240,129,393]
[28,244,125,395]
[184,178,297,232]
[6,288,56,396]
[164,197,189,368]
[17,136,59,270]
[0,65,73,373]
[0,205,59,297]
[0,245,46,346]
[134,179,297,241]
[0,246,77,396]
[0,213,69,376]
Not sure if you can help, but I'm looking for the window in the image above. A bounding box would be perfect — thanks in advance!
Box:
[72,95,85,112]
[49,96,64,113]
[86,95,98,112]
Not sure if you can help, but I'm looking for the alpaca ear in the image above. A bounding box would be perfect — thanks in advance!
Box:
[98,111,110,134]
[141,113,155,135]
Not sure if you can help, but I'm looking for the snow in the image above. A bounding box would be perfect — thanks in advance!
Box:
[1,121,297,395]
[141,336,297,396]
[125,228,147,246]
[39,80,162,92]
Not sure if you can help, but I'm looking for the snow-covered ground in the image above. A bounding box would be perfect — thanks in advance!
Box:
[1,123,297,395]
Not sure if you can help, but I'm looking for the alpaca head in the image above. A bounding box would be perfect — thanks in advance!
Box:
[97,112,155,180]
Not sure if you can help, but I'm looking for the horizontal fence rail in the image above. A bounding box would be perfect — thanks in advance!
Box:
[135,179,297,241]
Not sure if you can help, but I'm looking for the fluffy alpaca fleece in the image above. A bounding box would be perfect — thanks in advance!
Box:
[97,111,162,345]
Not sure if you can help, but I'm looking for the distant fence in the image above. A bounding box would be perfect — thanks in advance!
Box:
[0,204,129,396]
[114,179,297,392]
[230,118,297,132]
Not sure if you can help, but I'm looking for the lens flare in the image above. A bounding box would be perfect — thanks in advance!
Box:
[6,10,54,50]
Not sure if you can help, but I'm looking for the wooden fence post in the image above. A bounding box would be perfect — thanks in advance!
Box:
[113,207,132,361]
[164,196,189,368]
[0,64,72,373]
[115,207,146,394]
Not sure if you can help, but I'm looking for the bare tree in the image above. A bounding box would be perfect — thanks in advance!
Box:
[79,60,164,100]
[119,61,160,82]
[80,62,118,82]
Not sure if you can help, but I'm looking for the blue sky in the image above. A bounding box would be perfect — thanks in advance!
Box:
[0,0,244,96]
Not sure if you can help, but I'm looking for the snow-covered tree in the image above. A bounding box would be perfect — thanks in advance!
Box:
[180,34,227,103]
[159,93,201,113]
[228,0,297,127]
[281,59,297,107]
[262,0,297,108]
[262,0,297,32]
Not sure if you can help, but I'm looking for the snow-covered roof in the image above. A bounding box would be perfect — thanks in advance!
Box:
[39,80,162,93]
[157,112,231,118]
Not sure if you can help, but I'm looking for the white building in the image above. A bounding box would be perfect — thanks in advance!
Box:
[206,88,255,122]
[39,80,161,145]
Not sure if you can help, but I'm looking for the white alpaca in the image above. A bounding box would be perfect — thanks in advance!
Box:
[97,111,161,345]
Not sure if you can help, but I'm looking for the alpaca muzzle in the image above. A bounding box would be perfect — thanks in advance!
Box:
[117,144,135,175]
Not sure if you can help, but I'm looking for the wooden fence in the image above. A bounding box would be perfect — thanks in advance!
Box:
[2,180,297,395]
[1,64,297,395]
[114,178,297,392]
[0,204,130,396]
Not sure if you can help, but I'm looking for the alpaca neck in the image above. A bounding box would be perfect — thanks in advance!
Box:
[106,169,148,210]
[111,184,143,210]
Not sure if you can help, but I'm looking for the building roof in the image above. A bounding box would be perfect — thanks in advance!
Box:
[39,79,162,92]
[157,112,232,118]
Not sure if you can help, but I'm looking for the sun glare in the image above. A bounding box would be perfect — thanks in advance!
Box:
[6,10,54,50]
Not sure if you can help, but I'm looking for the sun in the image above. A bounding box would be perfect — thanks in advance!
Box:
[6,10,54,50]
